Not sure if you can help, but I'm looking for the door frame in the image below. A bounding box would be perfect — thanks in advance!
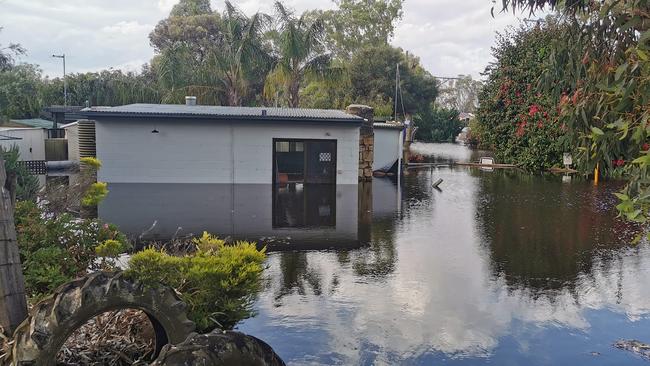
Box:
[272,138,337,185]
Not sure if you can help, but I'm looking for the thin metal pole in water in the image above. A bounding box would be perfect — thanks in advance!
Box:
[394,64,399,122]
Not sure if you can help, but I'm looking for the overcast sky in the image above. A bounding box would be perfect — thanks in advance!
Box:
[0,0,538,80]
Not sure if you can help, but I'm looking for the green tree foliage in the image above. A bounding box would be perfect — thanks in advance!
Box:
[0,27,25,71]
[264,2,340,107]
[416,107,462,143]
[40,68,161,107]
[313,0,404,58]
[476,20,570,171]
[170,0,212,17]
[154,1,272,106]
[1,145,39,201]
[15,201,129,299]
[127,232,266,331]
[149,12,223,58]
[499,0,649,221]
[0,64,43,118]
[348,45,438,117]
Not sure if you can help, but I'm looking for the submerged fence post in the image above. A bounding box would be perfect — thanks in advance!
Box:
[0,156,28,334]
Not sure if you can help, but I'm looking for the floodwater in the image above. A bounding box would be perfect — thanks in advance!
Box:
[100,143,650,365]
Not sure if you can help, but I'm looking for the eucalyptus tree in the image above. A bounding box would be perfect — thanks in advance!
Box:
[265,2,341,108]
[0,27,25,71]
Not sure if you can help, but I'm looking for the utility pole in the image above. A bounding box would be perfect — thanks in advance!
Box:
[52,54,67,106]
[0,157,28,334]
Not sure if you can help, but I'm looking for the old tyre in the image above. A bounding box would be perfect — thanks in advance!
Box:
[11,271,195,366]
[151,329,286,366]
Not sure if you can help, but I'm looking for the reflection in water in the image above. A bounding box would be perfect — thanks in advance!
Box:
[100,143,650,365]
[99,183,360,250]
[239,143,650,366]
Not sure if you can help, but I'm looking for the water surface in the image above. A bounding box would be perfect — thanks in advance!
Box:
[100,143,650,365]
[238,143,650,365]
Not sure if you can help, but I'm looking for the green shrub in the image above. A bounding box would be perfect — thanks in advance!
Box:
[415,106,463,143]
[476,18,572,171]
[81,182,108,207]
[1,145,39,201]
[80,157,102,169]
[15,200,130,298]
[126,232,266,332]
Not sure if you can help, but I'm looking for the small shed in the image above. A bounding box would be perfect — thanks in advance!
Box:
[373,122,404,172]
[0,127,47,161]
[80,103,363,185]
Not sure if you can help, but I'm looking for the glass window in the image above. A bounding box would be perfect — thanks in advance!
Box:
[295,142,304,152]
[276,141,289,152]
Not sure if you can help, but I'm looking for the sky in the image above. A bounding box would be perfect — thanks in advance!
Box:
[0,0,540,80]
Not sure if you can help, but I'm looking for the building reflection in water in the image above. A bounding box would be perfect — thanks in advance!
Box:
[99,183,368,250]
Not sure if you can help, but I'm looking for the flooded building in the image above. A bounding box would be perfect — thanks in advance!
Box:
[373,122,403,172]
[80,101,363,185]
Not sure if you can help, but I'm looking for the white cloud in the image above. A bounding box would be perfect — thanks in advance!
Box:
[102,21,152,36]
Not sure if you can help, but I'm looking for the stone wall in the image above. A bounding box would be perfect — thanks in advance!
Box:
[346,105,374,181]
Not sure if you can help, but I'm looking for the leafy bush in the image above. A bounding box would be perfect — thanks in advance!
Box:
[15,201,130,298]
[476,18,571,171]
[1,145,39,201]
[126,232,266,332]
[81,182,108,207]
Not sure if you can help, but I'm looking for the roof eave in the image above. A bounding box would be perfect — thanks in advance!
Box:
[79,112,363,124]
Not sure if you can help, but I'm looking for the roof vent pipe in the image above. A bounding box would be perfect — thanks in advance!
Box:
[185,96,197,106]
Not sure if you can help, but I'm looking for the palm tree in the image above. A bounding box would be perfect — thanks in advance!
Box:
[155,1,272,106]
[209,1,272,106]
[265,2,340,108]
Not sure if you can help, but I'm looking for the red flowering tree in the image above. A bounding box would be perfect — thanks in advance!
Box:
[475,17,571,171]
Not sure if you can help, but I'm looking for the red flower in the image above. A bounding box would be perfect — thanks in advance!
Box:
[528,104,540,116]
[643,143,650,151]
[516,91,522,97]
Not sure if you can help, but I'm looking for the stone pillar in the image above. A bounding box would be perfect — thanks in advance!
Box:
[346,104,374,182]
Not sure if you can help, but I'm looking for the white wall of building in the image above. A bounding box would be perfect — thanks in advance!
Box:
[373,127,402,171]
[0,127,46,161]
[63,123,80,162]
[96,119,360,184]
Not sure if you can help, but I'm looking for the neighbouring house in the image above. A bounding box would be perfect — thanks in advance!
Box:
[8,118,54,129]
[373,122,403,172]
[0,127,47,161]
[80,101,364,185]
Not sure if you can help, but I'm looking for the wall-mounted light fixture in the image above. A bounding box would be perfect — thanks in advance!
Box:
[151,128,159,134]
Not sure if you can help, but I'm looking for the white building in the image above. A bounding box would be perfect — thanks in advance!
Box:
[81,103,363,185]
[0,127,47,161]
[373,122,403,172]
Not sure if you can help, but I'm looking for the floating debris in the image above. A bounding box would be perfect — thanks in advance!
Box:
[614,339,650,361]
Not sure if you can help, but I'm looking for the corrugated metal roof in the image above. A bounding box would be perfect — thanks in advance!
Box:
[9,118,53,128]
[80,104,363,123]
[374,122,404,130]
